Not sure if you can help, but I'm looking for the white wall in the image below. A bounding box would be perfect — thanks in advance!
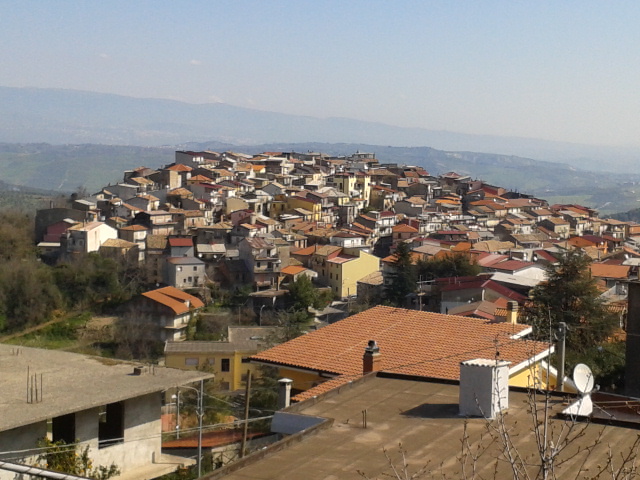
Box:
[0,394,162,479]
[0,421,47,480]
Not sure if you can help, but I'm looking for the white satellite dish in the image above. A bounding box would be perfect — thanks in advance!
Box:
[573,363,595,394]
[562,363,596,417]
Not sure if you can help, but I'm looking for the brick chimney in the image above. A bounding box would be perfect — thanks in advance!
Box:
[363,340,382,375]
[506,301,519,324]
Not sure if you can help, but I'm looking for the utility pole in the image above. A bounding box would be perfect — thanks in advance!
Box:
[197,380,203,478]
[557,322,567,392]
[240,370,252,458]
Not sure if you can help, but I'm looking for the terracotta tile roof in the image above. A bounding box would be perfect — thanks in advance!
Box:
[146,234,168,250]
[392,224,419,233]
[293,376,355,402]
[252,306,548,384]
[168,237,193,247]
[381,252,422,265]
[437,277,528,303]
[533,250,558,263]
[189,174,211,182]
[119,225,147,231]
[357,270,383,286]
[292,245,316,256]
[471,241,515,253]
[141,286,204,314]
[168,187,193,196]
[100,238,137,248]
[590,263,631,279]
[281,265,308,275]
[327,254,357,264]
[448,300,497,320]
[476,254,509,267]
[489,259,536,272]
[165,163,193,172]
[163,429,263,449]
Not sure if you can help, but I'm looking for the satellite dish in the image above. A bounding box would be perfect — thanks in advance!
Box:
[573,363,594,394]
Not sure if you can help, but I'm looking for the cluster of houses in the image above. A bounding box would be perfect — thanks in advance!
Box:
[16,148,640,478]
[34,149,638,317]
[31,148,640,391]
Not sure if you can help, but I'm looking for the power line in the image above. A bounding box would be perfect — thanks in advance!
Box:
[0,415,274,461]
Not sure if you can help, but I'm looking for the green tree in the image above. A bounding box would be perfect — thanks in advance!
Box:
[0,258,63,331]
[385,242,417,306]
[286,274,332,312]
[36,438,119,480]
[0,210,36,261]
[268,309,313,342]
[523,248,621,387]
[416,252,480,280]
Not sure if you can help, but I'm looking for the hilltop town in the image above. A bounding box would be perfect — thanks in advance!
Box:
[5,149,640,479]
[35,149,636,314]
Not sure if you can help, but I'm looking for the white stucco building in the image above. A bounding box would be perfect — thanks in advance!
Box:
[64,221,118,254]
[0,345,213,480]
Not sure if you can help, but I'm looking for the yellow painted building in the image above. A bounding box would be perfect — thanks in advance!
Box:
[286,196,321,221]
[327,248,380,298]
[354,173,371,205]
[164,326,276,391]
[332,173,356,197]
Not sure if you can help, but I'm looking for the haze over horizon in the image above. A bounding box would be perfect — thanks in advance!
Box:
[2,1,640,149]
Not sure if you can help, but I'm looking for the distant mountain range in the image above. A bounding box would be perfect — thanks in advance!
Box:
[1,86,640,216]
[2,86,640,174]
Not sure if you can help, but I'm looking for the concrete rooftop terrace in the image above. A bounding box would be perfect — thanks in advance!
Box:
[213,375,640,480]
[0,344,213,432]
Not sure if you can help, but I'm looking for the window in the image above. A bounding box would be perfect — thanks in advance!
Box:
[193,266,197,271]
[185,357,199,366]
[207,358,215,365]
[177,266,182,272]
[98,402,124,448]
[52,413,75,444]
[221,358,230,372]
[257,262,261,268]
[188,276,193,283]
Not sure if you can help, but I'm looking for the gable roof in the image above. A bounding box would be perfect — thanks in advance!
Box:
[168,237,193,247]
[281,265,309,276]
[251,305,548,384]
[141,286,204,314]
[590,263,631,279]
[437,276,528,302]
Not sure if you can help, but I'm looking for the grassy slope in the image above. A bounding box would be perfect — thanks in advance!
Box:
[0,143,175,192]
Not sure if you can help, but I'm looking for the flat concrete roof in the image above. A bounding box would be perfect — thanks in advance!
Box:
[215,376,640,480]
[0,344,213,432]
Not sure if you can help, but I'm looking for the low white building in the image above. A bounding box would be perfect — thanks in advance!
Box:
[0,345,213,480]
[64,221,118,254]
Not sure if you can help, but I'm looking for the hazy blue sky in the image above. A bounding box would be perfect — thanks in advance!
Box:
[2,1,640,147]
